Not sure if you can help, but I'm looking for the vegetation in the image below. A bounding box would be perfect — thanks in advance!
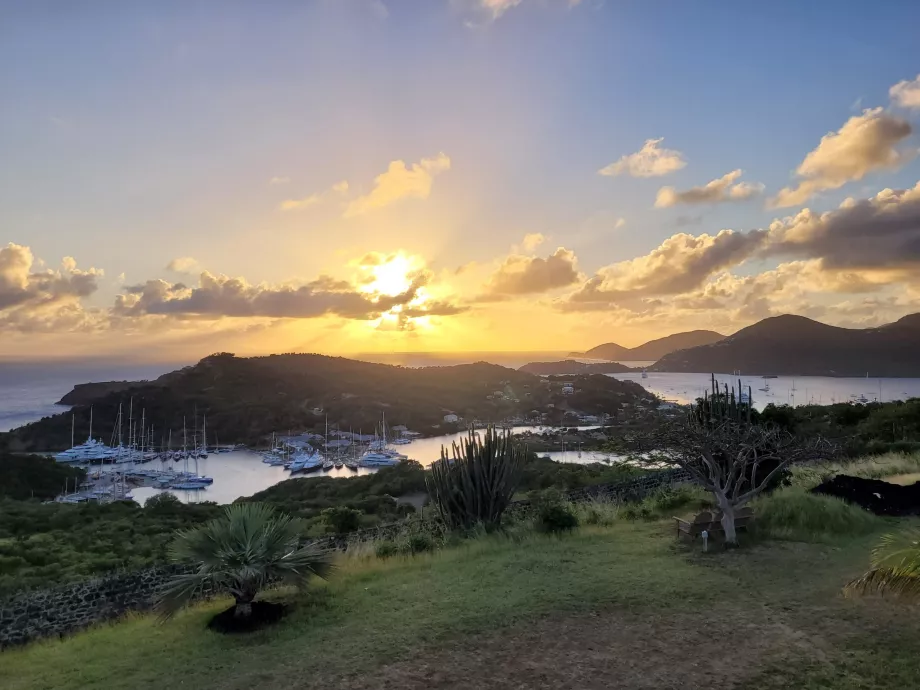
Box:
[4,515,920,689]
[0,497,222,597]
[635,375,833,544]
[845,528,920,600]
[428,426,526,529]
[2,353,649,452]
[0,454,85,501]
[753,487,886,543]
[156,503,333,621]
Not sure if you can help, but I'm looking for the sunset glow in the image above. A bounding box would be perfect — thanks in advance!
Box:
[2,1,920,361]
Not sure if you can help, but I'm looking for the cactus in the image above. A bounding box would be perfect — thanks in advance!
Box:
[690,373,753,428]
[426,425,525,530]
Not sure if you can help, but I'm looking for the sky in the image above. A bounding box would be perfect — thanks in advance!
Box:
[2,0,920,361]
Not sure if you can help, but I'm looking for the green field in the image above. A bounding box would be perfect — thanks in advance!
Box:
[4,510,920,690]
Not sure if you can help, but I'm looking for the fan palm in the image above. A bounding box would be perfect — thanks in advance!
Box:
[156,502,333,620]
[845,528,920,600]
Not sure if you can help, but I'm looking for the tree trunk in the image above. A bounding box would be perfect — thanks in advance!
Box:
[713,490,739,547]
[234,598,253,619]
[720,502,738,547]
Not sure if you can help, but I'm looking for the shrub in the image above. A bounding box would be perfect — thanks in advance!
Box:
[620,504,653,521]
[404,533,435,554]
[753,486,884,542]
[145,493,182,511]
[374,540,398,559]
[322,506,362,533]
[537,503,579,533]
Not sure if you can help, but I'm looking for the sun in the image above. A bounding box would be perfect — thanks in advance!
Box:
[363,254,415,296]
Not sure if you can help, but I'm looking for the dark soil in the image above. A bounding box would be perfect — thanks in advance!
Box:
[206,601,287,634]
[812,474,920,516]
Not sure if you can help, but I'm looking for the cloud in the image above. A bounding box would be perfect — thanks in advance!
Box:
[481,0,521,17]
[279,194,321,211]
[478,247,581,300]
[166,257,202,274]
[114,271,433,321]
[0,243,104,332]
[598,138,686,178]
[269,176,290,185]
[770,108,914,208]
[614,218,626,229]
[561,230,766,309]
[344,153,451,218]
[521,233,545,252]
[655,169,764,207]
[765,181,920,273]
[280,178,350,211]
[890,74,920,109]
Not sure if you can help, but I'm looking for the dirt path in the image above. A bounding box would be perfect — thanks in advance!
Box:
[304,606,822,690]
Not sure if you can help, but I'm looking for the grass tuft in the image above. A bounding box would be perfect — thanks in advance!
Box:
[752,486,886,543]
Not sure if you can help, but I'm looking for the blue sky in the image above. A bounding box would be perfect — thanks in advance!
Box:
[2,0,920,357]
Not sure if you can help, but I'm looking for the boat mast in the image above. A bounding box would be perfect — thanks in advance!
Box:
[71,413,75,449]
[89,405,93,443]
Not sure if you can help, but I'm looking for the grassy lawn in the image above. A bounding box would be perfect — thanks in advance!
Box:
[3,515,920,690]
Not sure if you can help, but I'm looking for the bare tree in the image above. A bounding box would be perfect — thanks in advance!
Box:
[637,419,833,544]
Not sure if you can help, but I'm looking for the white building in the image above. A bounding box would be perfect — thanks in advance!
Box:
[443,413,459,423]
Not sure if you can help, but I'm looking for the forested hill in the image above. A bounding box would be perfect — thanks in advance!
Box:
[4,353,652,452]
[518,360,635,375]
[652,314,920,376]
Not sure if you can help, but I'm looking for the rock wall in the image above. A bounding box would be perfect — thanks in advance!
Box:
[0,467,693,650]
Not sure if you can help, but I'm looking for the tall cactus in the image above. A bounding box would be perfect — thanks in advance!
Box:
[427,426,525,530]
[690,373,753,428]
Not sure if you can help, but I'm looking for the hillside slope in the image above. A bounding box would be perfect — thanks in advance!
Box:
[580,330,724,361]
[652,314,920,376]
[4,353,650,451]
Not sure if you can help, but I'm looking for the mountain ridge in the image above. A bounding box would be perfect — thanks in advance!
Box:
[652,314,920,376]
[576,330,725,361]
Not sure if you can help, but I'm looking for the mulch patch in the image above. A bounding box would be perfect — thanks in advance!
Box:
[207,601,287,634]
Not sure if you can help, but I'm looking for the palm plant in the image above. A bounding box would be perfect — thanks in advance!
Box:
[156,502,333,621]
[427,425,525,530]
[845,528,920,600]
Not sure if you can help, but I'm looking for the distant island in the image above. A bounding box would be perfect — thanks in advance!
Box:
[652,314,920,376]
[571,330,725,362]
[2,353,654,452]
[518,360,635,376]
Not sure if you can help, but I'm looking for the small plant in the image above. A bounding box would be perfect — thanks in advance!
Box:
[537,503,579,533]
[374,540,399,559]
[404,533,435,554]
[156,503,332,622]
[322,506,362,533]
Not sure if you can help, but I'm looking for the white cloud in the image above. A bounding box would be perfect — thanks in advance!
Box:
[344,153,451,218]
[770,108,914,208]
[521,233,545,252]
[279,194,321,211]
[598,138,687,178]
[614,218,626,229]
[890,74,920,109]
[331,180,349,194]
[166,257,203,275]
[479,247,581,300]
[655,169,764,207]
[269,176,290,185]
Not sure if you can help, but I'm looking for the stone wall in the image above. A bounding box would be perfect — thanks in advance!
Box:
[0,467,694,650]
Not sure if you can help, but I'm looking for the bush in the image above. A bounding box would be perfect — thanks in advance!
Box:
[537,503,579,533]
[322,506,362,533]
[753,486,884,542]
[374,541,398,559]
[404,533,435,554]
[145,493,182,511]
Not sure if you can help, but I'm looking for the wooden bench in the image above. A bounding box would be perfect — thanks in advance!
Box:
[673,507,754,540]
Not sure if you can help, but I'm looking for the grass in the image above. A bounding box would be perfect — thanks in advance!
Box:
[753,486,887,543]
[5,454,920,689]
[790,451,920,489]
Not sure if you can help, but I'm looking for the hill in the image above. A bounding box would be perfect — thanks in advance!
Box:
[652,314,920,376]
[518,360,635,375]
[2,353,652,452]
[577,330,724,361]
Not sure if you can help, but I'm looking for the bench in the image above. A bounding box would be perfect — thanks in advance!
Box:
[673,507,754,540]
